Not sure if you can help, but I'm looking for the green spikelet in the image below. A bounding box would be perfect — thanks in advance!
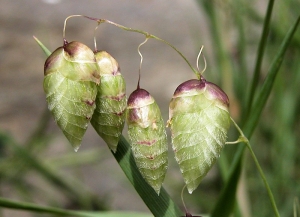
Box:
[44,41,100,151]
[91,51,127,153]
[168,78,230,193]
[127,88,168,195]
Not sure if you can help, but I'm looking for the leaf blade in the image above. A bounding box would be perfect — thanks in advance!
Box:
[245,0,275,117]
[33,36,51,56]
[0,196,152,217]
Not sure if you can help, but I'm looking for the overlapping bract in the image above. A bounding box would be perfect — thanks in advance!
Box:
[168,78,230,193]
[91,51,127,153]
[127,88,168,194]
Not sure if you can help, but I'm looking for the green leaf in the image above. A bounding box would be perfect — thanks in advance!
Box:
[211,15,300,217]
[33,36,51,56]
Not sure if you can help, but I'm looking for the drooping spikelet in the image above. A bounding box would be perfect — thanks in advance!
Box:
[91,51,127,153]
[168,78,230,193]
[127,88,168,194]
[44,41,100,151]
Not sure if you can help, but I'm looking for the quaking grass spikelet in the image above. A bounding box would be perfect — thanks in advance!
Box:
[91,51,127,153]
[168,77,230,193]
[127,88,168,195]
[44,40,100,151]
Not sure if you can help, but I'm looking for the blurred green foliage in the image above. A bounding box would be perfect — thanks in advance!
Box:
[195,0,300,216]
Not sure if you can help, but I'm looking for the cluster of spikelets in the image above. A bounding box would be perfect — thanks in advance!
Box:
[44,39,231,195]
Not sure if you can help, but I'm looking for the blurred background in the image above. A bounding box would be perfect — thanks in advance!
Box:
[0,0,299,216]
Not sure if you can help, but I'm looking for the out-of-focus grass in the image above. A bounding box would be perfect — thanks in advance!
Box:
[194,0,300,216]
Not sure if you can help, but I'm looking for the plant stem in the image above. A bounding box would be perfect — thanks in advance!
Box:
[229,118,280,217]
[245,0,275,119]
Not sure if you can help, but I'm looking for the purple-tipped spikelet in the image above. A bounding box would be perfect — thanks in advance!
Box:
[127,88,168,195]
[167,78,230,193]
[91,51,127,153]
[44,41,100,151]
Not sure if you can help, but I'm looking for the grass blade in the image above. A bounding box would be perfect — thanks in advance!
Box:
[33,36,51,56]
[0,196,152,217]
[0,196,82,217]
[246,15,300,136]
[245,0,275,117]
[211,15,300,217]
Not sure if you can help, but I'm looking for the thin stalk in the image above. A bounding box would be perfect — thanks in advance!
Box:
[137,37,150,89]
[61,15,199,75]
[63,15,83,44]
[228,118,280,217]
[83,16,198,76]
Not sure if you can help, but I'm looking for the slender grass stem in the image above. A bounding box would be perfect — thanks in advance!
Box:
[228,117,280,217]
[245,0,275,119]
[83,16,199,76]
